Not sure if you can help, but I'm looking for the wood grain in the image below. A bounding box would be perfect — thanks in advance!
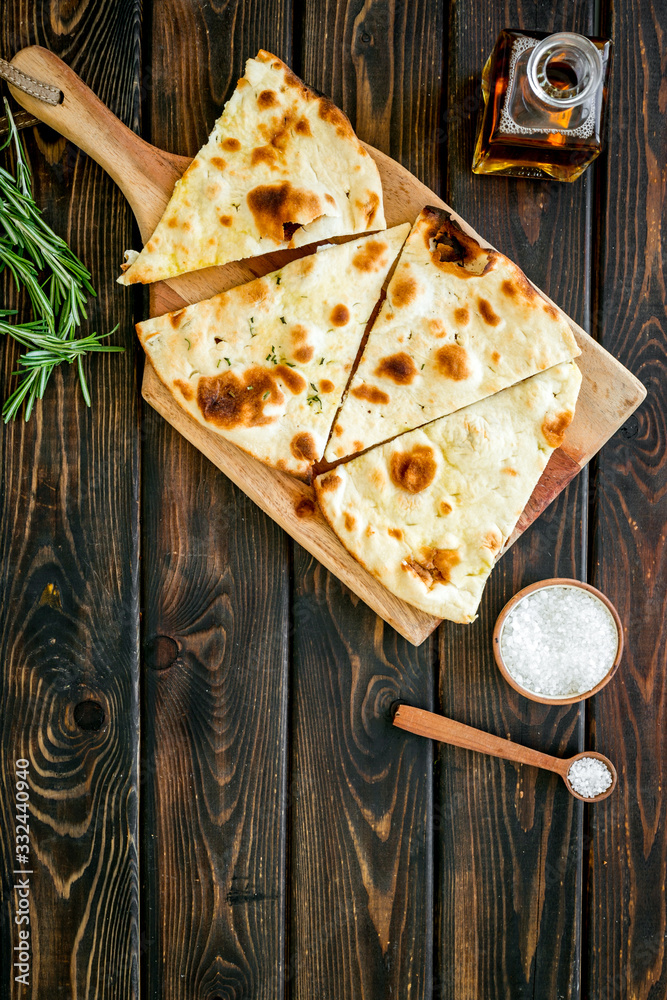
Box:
[0,3,141,998]
[586,1,667,996]
[1,4,663,999]
[140,4,293,998]
[286,2,442,995]
[287,572,434,998]
[436,4,598,999]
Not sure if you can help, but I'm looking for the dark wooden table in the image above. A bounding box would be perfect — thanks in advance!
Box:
[1,2,665,998]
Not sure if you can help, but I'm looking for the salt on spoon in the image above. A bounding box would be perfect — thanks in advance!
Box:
[393,704,618,802]
[567,756,614,798]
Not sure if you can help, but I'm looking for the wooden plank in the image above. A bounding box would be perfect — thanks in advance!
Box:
[286,3,442,995]
[0,4,141,998]
[436,5,598,998]
[586,1,667,996]
[140,4,293,998]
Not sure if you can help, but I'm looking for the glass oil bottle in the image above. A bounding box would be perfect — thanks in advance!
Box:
[472,30,612,182]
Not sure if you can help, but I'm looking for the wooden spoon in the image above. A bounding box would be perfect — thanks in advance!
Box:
[393,704,617,802]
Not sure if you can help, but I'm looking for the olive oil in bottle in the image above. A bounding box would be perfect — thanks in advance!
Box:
[472,30,612,182]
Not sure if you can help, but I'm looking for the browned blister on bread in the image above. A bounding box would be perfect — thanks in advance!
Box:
[136,226,409,479]
[316,362,582,622]
[325,207,581,461]
[119,51,386,285]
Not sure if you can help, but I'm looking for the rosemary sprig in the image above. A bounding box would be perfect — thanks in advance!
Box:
[0,99,123,421]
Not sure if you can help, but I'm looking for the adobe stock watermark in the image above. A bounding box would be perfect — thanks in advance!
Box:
[12,758,32,987]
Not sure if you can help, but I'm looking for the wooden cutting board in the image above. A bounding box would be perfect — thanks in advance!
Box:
[9,46,646,646]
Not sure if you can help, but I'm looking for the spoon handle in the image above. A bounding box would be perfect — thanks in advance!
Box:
[394,705,567,777]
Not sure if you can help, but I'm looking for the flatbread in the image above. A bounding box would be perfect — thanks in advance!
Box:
[315,361,582,622]
[136,226,409,479]
[119,51,386,285]
[325,207,581,461]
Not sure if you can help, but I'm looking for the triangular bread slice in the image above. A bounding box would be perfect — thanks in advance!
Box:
[325,207,581,461]
[137,225,409,479]
[119,51,386,285]
[315,361,582,622]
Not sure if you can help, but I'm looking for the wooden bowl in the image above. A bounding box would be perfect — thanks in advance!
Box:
[492,578,624,705]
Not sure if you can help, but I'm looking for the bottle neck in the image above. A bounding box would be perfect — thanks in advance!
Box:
[526,32,603,109]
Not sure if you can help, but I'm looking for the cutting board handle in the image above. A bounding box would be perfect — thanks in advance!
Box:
[7,46,187,240]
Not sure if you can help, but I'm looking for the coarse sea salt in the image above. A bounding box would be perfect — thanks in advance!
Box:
[500,585,619,698]
[567,756,613,798]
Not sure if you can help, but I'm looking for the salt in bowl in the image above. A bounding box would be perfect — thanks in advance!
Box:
[492,578,624,705]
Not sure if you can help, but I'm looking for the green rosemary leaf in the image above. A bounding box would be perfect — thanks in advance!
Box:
[0,100,123,420]
[77,355,91,407]
[3,369,38,422]
[0,241,54,322]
